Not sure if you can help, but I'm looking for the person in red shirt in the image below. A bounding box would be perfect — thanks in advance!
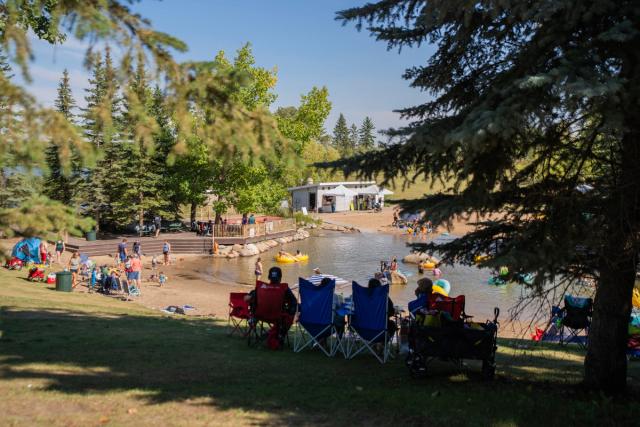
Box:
[128,254,143,291]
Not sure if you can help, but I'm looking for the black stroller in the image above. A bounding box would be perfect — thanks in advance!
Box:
[406,299,500,380]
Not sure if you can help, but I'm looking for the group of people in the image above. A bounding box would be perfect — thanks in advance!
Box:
[35,239,67,266]
[192,213,258,236]
[245,263,411,350]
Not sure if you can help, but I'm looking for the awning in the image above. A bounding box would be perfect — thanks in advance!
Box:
[378,188,394,196]
[359,184,380,195]
[324,184,357,197]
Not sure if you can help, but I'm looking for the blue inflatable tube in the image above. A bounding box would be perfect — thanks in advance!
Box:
[434,279,451,294]
[488,276,507,286]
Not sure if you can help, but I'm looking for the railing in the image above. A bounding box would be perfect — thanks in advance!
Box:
[211,218,297,239]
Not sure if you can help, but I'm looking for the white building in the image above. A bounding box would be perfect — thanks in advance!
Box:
[288,180,393,213]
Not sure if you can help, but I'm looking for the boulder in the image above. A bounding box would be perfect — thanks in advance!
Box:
[265,240,278,248]
[276,238,287,244]
[218,245,233,255]
[232,244,243,252]
[238,244,260,257]
[256,242,269,252]
[227,251,239,259]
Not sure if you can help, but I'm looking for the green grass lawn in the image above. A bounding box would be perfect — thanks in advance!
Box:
[1,268,639,426]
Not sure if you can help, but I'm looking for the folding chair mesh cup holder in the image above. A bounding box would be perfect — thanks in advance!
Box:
[293,278,343,357]
[344,281,397,364]
[247,281,292,349]
[559,295,593,348]
[228,292,250,337]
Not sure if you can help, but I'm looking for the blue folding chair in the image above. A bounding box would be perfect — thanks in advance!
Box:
[408,294,428,316]
[294,278,342,356]
[345,281,396,363]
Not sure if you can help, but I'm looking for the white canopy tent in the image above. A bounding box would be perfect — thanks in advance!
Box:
[360,184,380,195]
[323,185,357,211]
[378,188,394,196]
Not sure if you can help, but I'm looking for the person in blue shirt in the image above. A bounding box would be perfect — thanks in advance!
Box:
[117,239,128,263]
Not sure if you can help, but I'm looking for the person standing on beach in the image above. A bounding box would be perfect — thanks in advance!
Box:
[129,254,143,292]
[162,240,171,265]
[117,239,128,264]
[133,240,142,258]
[154,215,162,237]
[68,252,80,289]
[55,239,65,264]
[255,257,263,281]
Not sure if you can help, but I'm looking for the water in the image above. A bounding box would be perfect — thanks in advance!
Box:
[186,231,533,321]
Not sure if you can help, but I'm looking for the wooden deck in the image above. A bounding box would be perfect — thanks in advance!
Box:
[65,220,298,256]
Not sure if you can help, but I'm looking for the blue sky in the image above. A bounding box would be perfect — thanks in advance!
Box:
[21,0,434,135]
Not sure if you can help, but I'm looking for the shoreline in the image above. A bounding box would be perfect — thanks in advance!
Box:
[1,209,537,338]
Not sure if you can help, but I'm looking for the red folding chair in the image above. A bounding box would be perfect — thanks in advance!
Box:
[429,294,467,321]
[247,281,292,348]
[228,292,250,337]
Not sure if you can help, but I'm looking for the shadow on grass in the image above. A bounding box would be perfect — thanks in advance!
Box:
[1,306,639,426]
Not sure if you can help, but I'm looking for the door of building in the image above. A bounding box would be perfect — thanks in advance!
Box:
[309,192,316,211]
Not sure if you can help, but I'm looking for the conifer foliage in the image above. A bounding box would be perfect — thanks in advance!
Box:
[336,0,640,392]
[44,69,74,204]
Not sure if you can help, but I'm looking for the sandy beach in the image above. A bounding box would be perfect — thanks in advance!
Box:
[317,206,484,235]
[2,209,533,337]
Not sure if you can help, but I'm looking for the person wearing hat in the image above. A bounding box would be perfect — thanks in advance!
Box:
[245,266,298,319]
[245,267,298,346]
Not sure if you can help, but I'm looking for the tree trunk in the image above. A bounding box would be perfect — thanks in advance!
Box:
[190,202,197,225]
[94,210,100,233]
[585,50,640,392]
[584,251,636,394]
[138,193,144,232]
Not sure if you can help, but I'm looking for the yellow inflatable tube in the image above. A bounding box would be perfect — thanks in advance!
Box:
[421,261,436,269]
[275,254,309,263]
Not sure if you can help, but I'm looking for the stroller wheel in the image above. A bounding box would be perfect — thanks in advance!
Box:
[407,353,428,378]
[481,360,495,380]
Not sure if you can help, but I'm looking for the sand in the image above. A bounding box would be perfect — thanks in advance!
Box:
[316,206,484,235]
[2,212,532,337]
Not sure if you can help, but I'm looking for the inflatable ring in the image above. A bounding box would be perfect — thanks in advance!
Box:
[434,279,451,295]
[488,276,507,286]
[420,261,436,269]
[474,255,490,264]
[294,254,309,262]
[275,254,297,263]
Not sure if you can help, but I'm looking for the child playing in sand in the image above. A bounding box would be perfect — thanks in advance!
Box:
[159,272,167,287]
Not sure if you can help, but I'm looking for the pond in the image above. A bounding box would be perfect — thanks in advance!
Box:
[187,230,538,322]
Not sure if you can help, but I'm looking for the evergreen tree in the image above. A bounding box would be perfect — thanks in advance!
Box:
[113,57,164,228]
[358,117,376,152]
[44,69,74,204]
[77,49,122,230]
[349,123,359,153]
[332,113,351,157]
[150,85,179,216]
[337,1,640,392]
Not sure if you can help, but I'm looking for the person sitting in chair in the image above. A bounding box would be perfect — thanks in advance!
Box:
[368,278,397,339]
[245,267,298,334]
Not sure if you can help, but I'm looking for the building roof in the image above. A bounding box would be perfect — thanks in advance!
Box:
[288,181,376,192]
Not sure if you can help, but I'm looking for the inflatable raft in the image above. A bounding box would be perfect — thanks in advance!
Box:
[275,253,309,263]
